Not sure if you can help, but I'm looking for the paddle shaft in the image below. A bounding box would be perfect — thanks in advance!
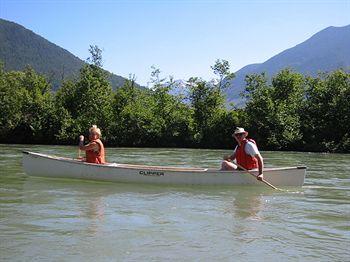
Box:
[235,163,279,190]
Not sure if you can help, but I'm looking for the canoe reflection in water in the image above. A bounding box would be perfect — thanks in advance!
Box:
[224,189,269,221]
[233,193,264,220]
[85,197,105,236]
[86,198,105,220]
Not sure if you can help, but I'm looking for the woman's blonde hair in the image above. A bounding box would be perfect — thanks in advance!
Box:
[89,125,102,138]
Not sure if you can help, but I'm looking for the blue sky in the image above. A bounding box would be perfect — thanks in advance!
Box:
[1,0,349,86]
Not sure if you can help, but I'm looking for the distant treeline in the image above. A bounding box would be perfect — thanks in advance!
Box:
[0,51,349,153]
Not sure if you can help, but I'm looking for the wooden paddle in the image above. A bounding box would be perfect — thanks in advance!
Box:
[235,162,280,190]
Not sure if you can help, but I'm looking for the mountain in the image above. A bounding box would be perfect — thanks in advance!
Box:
[226,24,350,106]
[0,18,127,90]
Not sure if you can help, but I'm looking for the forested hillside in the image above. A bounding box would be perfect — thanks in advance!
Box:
[227,25,350,105]
[0,18,127,90]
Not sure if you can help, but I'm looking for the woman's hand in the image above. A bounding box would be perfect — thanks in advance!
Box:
[79,135,84,148]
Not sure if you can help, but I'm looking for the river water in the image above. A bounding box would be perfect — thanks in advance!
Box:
[0,144,349,261]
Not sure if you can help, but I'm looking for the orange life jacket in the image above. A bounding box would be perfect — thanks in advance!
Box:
[86,139,105,164]
[236,138,258,170]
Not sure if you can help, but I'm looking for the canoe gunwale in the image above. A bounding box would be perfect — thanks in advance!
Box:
[22,151,306,173]
[23,151,209,172]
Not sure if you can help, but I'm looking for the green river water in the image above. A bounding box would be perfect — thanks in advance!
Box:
[0,144,349,261]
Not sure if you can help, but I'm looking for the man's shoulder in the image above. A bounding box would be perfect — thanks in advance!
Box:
[246,138,256,144]
[245,140,260,155]
[245,140,257,148]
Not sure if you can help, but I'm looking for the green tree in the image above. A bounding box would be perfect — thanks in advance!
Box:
[244,69,305,150]
[188,60,238,148]
[149,67,193,146]
[211,59,235,91]
[55,46,114,142]
[86,45,103,67]
[112,78,158,146]
[187,79,227,147]
[112,68,193,147]
[302,69,350,152]
[0,65,59,143]
[0,67,24,140]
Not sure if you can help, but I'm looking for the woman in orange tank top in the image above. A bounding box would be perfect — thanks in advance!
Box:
[78,125,106,164]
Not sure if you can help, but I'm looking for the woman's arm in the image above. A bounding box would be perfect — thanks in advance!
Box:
[79,135,98,151]
[80,142,98,151]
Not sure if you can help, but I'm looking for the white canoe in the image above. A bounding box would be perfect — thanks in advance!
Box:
[22,151,306,187]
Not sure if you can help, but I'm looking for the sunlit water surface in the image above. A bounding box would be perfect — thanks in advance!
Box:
[0,145,349,261]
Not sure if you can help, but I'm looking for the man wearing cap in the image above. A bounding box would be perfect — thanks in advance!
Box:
[221,127,264,181]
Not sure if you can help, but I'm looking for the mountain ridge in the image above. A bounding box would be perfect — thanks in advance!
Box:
[0,18,128,90]
[226,24,350,106]
[1,19,349,101]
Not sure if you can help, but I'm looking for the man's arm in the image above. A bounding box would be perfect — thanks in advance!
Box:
[255,153,264,181]
[229,147,238,161]
[245,142,264,180]
[223,146,237,162]
[228,152,237,161]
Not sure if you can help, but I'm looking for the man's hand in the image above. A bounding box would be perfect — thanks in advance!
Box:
[257,173,264,181]
[223,155,231,161]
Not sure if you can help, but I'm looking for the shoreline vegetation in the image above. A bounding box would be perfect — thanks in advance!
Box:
[1,46,349,153]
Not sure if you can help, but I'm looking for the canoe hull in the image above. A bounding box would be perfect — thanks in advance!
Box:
[22,151,306,186]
